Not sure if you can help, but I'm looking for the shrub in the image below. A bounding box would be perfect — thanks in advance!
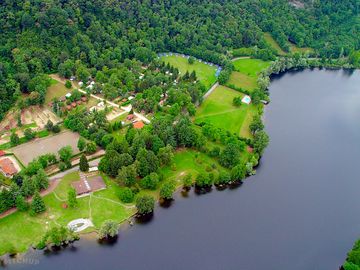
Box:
[119,187,134,203]
[136,195,155,215]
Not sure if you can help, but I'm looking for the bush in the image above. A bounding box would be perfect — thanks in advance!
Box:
[140,172,159,190]
[119,187,134,203]
[98,220,119,239]
[159,181,176,200]
[136,195,155,215]
[65,80,72,89]
[195,173,212,187]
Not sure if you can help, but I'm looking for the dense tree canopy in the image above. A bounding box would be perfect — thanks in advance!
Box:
[0,0,359,120]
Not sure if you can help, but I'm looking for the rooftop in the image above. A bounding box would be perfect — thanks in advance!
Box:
[133,121,144,129]
[0,158,18,176]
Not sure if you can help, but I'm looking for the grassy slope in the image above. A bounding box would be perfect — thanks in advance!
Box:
[227,58,270,92]
[45,79,70,103]
[161,55,217,89]
[195,85,258,138]
[264,33,287,56]
[265,32,314,55]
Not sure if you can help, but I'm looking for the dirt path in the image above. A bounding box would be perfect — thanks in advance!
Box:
[196,108,239,119]
[203,82,219,100]
[231,56,251,61]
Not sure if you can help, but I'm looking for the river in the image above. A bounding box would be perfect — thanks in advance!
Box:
[4,69,360,270]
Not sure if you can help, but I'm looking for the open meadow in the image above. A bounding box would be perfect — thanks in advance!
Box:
[195,85,258,138]
[161,55,217,89]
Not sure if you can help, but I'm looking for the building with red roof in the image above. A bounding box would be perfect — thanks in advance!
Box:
[133,121,144,129]
[0,158,18,177]
[0,150,5,157]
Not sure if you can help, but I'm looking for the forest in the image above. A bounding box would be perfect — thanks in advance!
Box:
[0,0,360,121]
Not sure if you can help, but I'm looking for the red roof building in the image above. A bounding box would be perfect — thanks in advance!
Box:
[0,158,18,177]
[133,121,144,129]
[0,150,5,157]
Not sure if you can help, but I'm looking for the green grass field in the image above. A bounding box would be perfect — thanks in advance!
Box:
[226,58,270,92]
[264,33,287,56]
[195,85,258,137]
[45,79,71,103]
[161,55,217,89]
[226,71,257,91]
[233,58,271,77]
[161,149,226,185]
[0,171,135,255]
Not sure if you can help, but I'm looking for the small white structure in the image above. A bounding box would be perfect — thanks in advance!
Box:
[68,219,94,233]
[65,93,72,99]
[78,81,84,87]
[128,96,135,101]
[89,166,98,173]
[241,95,252,105]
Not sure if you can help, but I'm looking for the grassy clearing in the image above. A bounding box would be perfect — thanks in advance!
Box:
[233,58,271,77]
[161,55,217,89]
[0,171,135,255]
[226,71,257,92]
[45,80,70,104]
[264,33,287,56]
[161,149,226,185]
[195,85,258,137]
[289,43,314,54]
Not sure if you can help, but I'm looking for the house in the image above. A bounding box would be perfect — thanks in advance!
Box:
[65,93,72,99]
[0,158,18,178]
[81,96,87,102]
[133,121,144,129]
[71,102,77,108]
[0,150,5,157]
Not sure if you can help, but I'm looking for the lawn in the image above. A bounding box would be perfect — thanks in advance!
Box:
[161,149,226,185]
[232,58,271,77]
[161,55,217,89]
[226,71,257,92]
[264,33,287,56]
[195,85,259,138]
[0,171,135,255]
[45,79,71,103]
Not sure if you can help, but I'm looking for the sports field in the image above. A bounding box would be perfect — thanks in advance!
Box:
[161,55,217,89]
[11,131,81,165]
[195,85,258,137]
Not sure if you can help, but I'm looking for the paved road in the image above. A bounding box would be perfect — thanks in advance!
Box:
[50,158,101,181]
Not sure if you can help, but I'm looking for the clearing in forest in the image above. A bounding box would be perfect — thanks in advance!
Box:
[226,58,271,92]
[195,85,258,137]
[161,55,217,89]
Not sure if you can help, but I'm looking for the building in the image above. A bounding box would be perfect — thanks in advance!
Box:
[241,95,252,105]
[133,121,144,129]
[0,158,18,178]
[72,175,106,196]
